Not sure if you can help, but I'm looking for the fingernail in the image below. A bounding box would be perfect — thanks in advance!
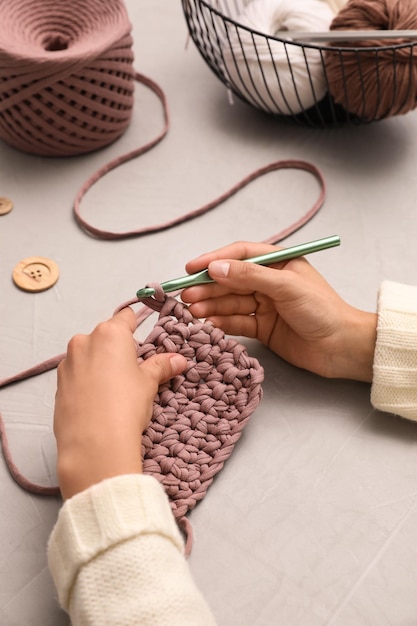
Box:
[209,260,230,277]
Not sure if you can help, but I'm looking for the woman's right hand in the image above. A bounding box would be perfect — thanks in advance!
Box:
[182,241,377,382]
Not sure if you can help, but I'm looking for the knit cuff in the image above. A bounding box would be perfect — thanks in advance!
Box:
[47,474,184,610]
[371,280,417,420]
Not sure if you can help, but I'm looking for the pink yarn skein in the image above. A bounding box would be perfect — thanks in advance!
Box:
[0,0,135,156]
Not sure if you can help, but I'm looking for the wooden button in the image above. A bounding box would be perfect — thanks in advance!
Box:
[12,257,60,292]
[0,197,13,215]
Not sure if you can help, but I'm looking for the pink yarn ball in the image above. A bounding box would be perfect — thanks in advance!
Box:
[0,0,135,156]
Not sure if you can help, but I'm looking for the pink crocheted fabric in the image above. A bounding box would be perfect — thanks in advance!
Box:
[0,285,264,550]
[135,285,264,544]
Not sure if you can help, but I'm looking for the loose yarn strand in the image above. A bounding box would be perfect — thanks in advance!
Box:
[72,71,171,239]
[0,354,64,496]
[0,420,60,497]
[74,131,326,240]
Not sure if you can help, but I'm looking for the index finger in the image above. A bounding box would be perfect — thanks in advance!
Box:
[110,306,138,334]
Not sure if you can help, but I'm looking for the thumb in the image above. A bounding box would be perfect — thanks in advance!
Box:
[140,352,187,388]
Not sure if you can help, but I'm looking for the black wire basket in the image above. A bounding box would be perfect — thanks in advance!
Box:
[181,0,417,127]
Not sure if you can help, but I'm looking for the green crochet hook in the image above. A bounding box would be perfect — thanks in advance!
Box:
[136,234,341,298]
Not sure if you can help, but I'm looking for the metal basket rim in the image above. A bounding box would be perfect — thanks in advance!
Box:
[189,0,417,53]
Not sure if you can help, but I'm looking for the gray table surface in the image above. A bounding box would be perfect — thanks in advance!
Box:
[2,2,417,625]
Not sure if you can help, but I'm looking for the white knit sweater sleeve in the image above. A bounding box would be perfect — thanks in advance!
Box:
[371,280,417,420]
[47,474,217,626]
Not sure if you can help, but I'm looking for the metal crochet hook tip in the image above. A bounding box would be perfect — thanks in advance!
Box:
[136,267,213,298]
[137,287,159,298]
[136,235,341,299]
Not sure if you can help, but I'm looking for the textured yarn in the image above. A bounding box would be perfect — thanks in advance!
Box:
[0,0,135,156]
[325,0,417,120]
[221,0,334,115]
[136,285,264,545]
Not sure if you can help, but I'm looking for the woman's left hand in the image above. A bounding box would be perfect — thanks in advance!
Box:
[53,307,187,500]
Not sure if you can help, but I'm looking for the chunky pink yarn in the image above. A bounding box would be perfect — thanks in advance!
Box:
[136,286,264,543]
[0,0,135,156]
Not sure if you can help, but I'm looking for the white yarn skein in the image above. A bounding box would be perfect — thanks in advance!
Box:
[319,0,348,14]
[221,0,334,115]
